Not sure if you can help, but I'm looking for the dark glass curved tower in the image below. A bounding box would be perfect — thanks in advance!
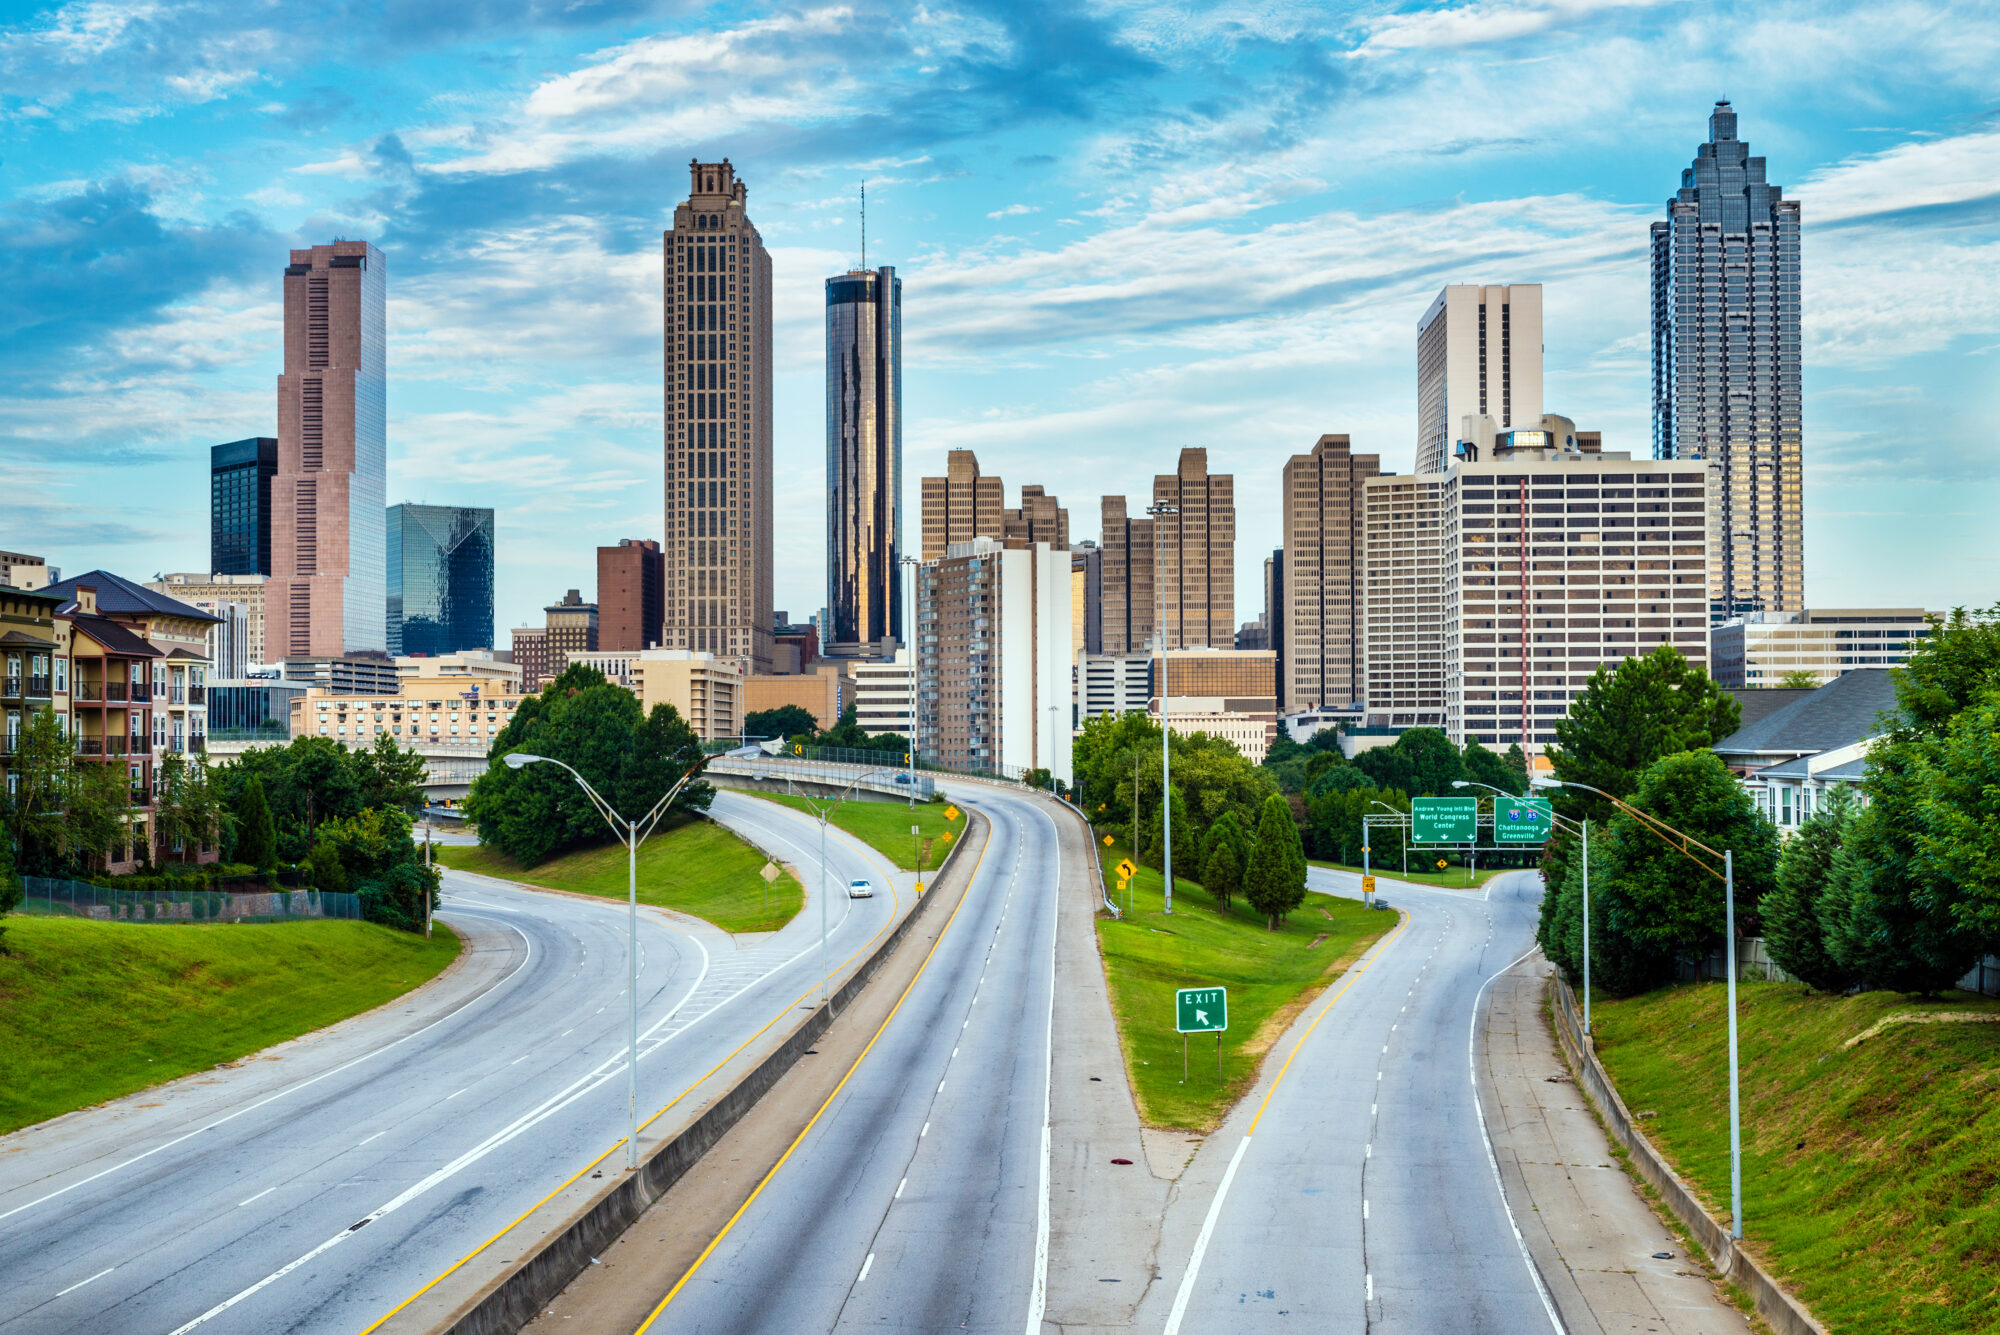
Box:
[825,266,903,652]
[1651,101,1803,623]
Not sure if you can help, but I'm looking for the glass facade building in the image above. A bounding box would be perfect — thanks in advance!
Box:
[1650,101,1803,623]
[825,266,903,651]
[205,679,307,741]
[385,504,495,657]
[210,438,277,575]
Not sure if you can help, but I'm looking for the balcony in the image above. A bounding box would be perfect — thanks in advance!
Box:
[130,685,152,703]
[188,685,206,705]
[170,687,187,705]
[27,676,50,699]
[76,681,102,702]
[106,682,128,702]
[1,678,18,701]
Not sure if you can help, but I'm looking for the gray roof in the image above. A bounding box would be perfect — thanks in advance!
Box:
[1728,687,1817,730]
[1714,668,1899,760]
[1755,754,1869,782]
[45,569,222,624]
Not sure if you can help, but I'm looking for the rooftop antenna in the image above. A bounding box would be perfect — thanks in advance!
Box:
[860,180,867,271]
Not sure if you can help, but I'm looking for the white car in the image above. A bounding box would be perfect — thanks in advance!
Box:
[847,878,876,899]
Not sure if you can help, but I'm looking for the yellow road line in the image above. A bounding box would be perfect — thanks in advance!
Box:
[357,811,924,1334]
[631,815,995,1332]
[1247,908,1411,1135]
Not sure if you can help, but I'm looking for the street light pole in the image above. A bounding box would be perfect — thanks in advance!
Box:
[900,553,921,810]
[503,751,706,1171]
[1533,773,1739,1238]
[1147,499,1178,915]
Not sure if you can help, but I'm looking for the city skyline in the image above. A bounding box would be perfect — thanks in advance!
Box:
[3,3,1996,633]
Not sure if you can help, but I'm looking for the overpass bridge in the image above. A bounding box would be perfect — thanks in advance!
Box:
[702,754,936,802]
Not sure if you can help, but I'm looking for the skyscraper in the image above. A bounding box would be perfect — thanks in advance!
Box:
[1152,447,1235,650]
[663,160,775,670]
[269,241,387,657]
[920,449,1005,560]
[1416,284,1544,474]
[385,503,494,656]
[1097,496,1154,655]
[1003,486,1069,549]
[1281,434,1380,712]
[598,538,666,652]
[1651,101,1803,622]
[210,437,277,576]
[825,265,903,653]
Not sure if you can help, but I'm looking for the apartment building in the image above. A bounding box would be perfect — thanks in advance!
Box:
[850,652,914,742]
[1361,473,1448,729]
[0,585,64,800]
[1281,434,1380,712]
[1078,652,1152,721]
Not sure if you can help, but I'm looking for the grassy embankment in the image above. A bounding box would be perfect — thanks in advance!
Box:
[1307,857,1512,890]
[1096,838,1396,1131]
[0,916,461,1136]
[732,792,962,872]
[434,811,803,933]
[1588,981,2000,1333]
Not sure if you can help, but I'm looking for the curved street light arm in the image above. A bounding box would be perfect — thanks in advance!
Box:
[633,755,712,846]
[1540,776,1724,878]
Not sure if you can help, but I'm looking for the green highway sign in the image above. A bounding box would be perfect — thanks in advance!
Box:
[1411,796,1478,844]
[1494,797,1555,844]
[1176,987,1228,1034]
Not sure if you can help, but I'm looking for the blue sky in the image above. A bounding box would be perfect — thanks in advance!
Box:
[3,0,1997,636]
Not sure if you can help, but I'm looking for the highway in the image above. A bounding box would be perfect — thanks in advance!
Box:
[635,782,1061,1335]
[1157,866,1561,1335]
[0,792,911,1335]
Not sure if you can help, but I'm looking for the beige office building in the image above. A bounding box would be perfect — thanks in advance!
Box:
[1441,431,1712,752]
[663,159,775,671]
[1152,448,1233,650]
[1003,485,1069,549]
[743,667,844,731]
[1281,434,1381,712]
[919,449,1005,561]
[1416,284,1544,474]
[631,649,742,741]
[149,574,268,668]
[1098,496,1155,655]
[1362,474,1448,729]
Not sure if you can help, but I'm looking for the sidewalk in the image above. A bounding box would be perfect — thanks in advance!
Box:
[1479,954,1753,1335]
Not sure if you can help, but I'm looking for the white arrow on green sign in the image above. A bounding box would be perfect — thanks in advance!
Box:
[1176,986,1228,1034]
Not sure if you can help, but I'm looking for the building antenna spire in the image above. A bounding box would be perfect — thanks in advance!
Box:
[860,180,867,270]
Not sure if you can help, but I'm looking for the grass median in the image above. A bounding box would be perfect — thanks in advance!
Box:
[1096,838,1396,1131]
[1307,857,1514,891]
[434,811,803,934]
[1588,980,2000,1333]
[0,916,460,1136]
[733,792,964,873]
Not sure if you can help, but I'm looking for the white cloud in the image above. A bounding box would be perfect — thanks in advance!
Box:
[986,203,1038,219]
[1351,0,1666,56]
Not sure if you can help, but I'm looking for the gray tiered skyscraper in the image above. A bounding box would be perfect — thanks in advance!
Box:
[1651,101,1803,622]
[825,266,902,652]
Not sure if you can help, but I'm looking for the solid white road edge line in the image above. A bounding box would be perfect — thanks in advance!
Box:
[1021,799,1061,1335]
[1161,1134,1252,1335]
[1468,932,1566,1335]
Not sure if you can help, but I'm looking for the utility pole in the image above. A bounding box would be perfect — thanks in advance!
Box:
[1147,498,1179,914]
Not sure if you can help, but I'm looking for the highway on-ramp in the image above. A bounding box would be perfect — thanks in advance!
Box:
[1155,866,1561,1335]
[635,782,1063,1335]
[0,793,910,1335]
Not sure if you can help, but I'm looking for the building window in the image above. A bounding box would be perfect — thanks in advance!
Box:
[55,658,67,694]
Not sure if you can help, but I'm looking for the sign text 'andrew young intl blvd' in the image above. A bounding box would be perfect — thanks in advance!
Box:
[1410,796,1478,845]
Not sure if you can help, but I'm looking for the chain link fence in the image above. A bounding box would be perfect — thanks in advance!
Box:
[21,877,361,924]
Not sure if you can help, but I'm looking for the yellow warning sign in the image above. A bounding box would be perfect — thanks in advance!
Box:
[1116,858,1137,881]
[1362,875,1376,896]
[1102,834,1114,846]
[945,805,960,821]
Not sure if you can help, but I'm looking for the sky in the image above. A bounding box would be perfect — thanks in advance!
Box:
[3,0,1998,639]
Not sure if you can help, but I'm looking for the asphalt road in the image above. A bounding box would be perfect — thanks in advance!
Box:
[641,782,1061,1335]
[1160,866,1561,1335]
[0,793,907,1335]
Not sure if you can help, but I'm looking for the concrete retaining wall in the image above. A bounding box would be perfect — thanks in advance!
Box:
[1548,977,1828,1335]
[434,809,985,1335]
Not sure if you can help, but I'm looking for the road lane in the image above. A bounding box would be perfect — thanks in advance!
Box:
[641,784,1062,1335]
[1159,867,1559,1334]
[0,796,912,1335]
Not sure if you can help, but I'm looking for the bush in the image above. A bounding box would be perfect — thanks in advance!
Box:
[1762,785,1861,992]
[1244,795,1307,929]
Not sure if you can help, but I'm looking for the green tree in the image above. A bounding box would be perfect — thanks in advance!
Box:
[0,816,20,951]
[1462,740,1520,795]
[7,707,74,873]
[1761,784,1860,992]
[1547,645,1741,824]
[1775,669,1821,689]
[306,807,440,931]
[1909,689,2000,949]
[1503,743,1530,792]
[1551,750,1776,996]
[234,776,277,872]
[1244,794,1307,929]
[355,732,427,812]
[744,705,817,741]
[465,664,711,866]
[1201,810,1249,910]
[1139,785,1200,876]
[65,756,132,873]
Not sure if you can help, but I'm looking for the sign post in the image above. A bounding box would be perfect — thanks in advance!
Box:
[1176,986,1228,1082]
[760,859,780,916]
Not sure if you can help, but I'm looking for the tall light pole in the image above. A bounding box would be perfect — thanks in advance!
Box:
[900,553,921,809]
[503,750,707,1170]
[1147,499,1179,914]
[1455,777,1589,1032]
[795,767,903,1006]
[1532,773,1742,1240]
